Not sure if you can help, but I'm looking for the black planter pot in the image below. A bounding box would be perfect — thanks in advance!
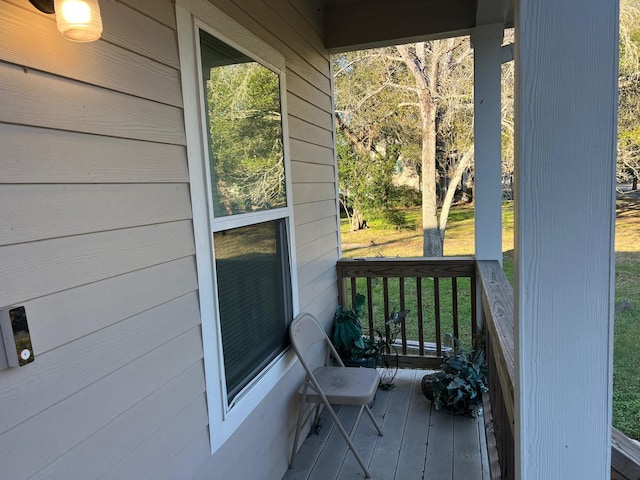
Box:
[342,356,376,368]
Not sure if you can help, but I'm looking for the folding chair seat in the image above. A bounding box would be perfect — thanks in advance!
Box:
[289,312,383,478]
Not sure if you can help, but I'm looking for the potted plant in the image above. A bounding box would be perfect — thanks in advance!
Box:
[421,341,488,417]
[332,293,378,367]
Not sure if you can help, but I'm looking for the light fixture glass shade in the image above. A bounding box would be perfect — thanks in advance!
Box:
[54,0,102,42]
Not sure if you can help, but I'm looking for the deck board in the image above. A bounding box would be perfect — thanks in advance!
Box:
[395,370,432,480]
[453,415,483,480]
[425,399,454,479]
[284,369,488,480]
[307,406,358,480]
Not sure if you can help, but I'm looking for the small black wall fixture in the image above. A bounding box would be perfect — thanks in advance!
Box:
[29,0,55,14]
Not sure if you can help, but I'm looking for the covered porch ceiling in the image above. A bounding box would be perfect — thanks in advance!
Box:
[323,0,514,52]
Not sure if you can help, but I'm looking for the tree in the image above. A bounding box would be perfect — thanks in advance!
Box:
[334,39,475,255]
[619,0,640,189]
[205,61,286,216]
[336,123,398,230]
[334,50,417,231]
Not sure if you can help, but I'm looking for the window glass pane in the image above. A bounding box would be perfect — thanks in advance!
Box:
[214,219,292,402]
[200,30,287,217]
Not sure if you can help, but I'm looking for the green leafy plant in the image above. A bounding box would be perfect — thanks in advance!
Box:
[421,342,488,417]
[332,293,377,360]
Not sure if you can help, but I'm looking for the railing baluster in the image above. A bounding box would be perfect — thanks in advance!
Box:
[383,277,390,344]
[471,274,477,339]
[417,277,424,356]
[434,277,441,356]
[399,277,407,354]
[366,277,374,335]
[350,277,357,308]
[452,277,459,340]
[337,263,347,307]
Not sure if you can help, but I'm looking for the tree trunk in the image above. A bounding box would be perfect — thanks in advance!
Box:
[339,194,352,228]
[421,99,442,256]
[351,209,367,231]
[439,146,474,245]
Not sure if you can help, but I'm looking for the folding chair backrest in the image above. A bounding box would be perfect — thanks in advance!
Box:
[290,312,336,376]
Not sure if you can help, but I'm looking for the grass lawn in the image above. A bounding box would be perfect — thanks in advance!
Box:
[340,199,640,439]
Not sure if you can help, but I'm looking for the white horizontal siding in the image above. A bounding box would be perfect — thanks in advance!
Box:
[0,184,192,245]
[291,160,336,183]
[302,282,339,321]
[296,216,340,246]
[288,70,334,113]
[293,181,337,204]
[299,267,339,313]
[0,62,185,144]
[0,1,338,480]
[0,220,195,306]
[290,137,336,164]
[289,92,335,129]
[3,326,203,479]
[297,248,338,289]
[99,0,180,68]
[0,124,188,184]
[289,115,334,146]
[0,293,201,436]
[0,1,182,106]
[118,0,177,29]
[100,394,209,480]
[29,362,205,480]
[28,257,198,354]
[0,1,200,478]
[295,199,340,225]
[297,231,339,268]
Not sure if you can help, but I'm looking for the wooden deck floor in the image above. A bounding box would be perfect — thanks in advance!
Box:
[283,369,489,480]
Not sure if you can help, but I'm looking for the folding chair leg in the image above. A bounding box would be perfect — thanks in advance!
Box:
[313,404,322,430]
[364,405,383,436]
[289,405,304,468]
[350,406,365,439]
[290,385,310,469]
[323,403,373,478]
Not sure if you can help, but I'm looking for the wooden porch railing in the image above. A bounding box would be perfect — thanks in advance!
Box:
[476,260,640,480]
[477,260,515,480]
[337,257,640,479]
[336,257,477,369]
[612,427,640,480]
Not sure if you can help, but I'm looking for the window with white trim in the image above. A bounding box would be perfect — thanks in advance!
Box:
[199,29,293,404]
[176,1,298,451]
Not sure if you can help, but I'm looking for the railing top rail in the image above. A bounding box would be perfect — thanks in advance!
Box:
[337,256,476,278]
[477,260,515,430]
[612,426,640,480]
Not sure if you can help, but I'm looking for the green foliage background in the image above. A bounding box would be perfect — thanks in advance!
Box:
[205,62,286,216]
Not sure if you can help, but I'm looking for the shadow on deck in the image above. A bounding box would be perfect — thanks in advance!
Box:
[283,369,489,480]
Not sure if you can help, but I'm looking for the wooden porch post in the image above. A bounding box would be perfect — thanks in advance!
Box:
[472,23,504,264]
[514,0,618,478]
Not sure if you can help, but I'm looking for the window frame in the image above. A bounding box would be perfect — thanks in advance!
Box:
[176,0,299,453]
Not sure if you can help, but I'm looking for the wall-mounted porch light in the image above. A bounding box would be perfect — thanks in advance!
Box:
[29,0,103,42]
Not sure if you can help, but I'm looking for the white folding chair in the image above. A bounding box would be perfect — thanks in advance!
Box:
[289,312,383,478]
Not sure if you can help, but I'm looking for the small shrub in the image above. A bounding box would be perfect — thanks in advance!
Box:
[421,343,488,417]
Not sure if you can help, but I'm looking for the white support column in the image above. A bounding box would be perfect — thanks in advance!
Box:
[472,23,504,263]
[514,0,618,478]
